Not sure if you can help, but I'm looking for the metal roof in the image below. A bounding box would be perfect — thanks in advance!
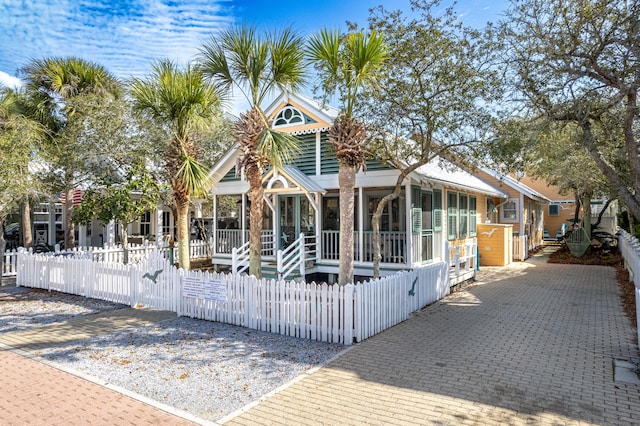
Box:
[414,158,508,198]
[278,165,326,194]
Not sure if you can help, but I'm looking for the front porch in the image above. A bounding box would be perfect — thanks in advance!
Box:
[211,229,417,270]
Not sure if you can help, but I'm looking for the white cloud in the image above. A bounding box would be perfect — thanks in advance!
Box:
[0,0,232,81]
[0,71,22,89]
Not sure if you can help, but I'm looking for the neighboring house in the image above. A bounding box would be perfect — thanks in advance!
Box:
[473,168,551,253]
[206,92,508,283]
[519,176,618,236]
[518,176,575,240]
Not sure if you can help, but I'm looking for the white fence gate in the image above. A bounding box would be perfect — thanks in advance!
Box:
[15,252,451,345]
[618,230,640,349]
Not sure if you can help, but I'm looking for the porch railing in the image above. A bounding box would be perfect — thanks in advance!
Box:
[321,230,408,264]
[215,230,274,256]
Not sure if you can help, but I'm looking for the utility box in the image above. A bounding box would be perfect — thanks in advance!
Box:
[477,223,513,266]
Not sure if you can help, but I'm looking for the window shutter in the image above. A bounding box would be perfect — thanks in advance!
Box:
[433,189,442,231]
[412,208,422,232]
[470,196,477,237]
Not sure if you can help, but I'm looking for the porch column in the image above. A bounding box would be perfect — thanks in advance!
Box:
[315,131,321,176]
[405,185,412,266]
[241,194,247,245]
[48,202,56,245]
[78,224,87,247]
[358,187,364,262]
[212,196,217,254]
[105,221,116,246]
[155,205,163,246]
[195,201,202,218]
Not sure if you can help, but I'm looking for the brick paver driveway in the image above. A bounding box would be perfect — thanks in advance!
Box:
[225,255,640,425]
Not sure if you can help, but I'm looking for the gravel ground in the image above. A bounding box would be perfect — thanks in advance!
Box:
[0,284,344,423]
[0,285,126,333]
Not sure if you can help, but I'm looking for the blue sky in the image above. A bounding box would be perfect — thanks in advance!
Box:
[0,0,508,112]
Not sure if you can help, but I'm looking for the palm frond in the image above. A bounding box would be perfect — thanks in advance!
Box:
[256,128,301,168]
[175,155,214,198]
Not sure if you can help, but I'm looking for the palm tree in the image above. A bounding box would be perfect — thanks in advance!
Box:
[198,25,305,278]
[21,57,121,249]
[306,28,387,285]
[130,60,221,270]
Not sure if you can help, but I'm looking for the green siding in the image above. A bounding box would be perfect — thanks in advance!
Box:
[291,133,316,175]
[320,134,339,175]
[220,166,240,182]
[320,132,393,175]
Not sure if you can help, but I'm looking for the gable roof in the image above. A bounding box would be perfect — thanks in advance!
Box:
[264,165,326,194]
[479,167,551,203]
[264,92,339,134]
[414,158,508,199]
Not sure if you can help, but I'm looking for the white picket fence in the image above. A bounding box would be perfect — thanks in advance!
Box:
[15,252,450,345]
[618,230,640,349]
[2,239,212,277]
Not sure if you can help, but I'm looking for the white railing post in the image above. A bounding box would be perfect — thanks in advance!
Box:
[299,233,305,278]
[276,249,283,281]
[232,247,238,274]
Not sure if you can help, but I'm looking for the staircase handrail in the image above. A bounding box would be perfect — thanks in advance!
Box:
[232,240,250,274]
[277,233,305,281]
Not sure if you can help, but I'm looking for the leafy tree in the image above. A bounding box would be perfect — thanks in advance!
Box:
[73,163,163,264]
[492,118,614,237]
[131,60,222,270]
[0,87,42,283]
[307,28,387,285]
[363,0,501,277]
[500,0,640,219]
[199,25,305,278]
[21,57,121,249]
[0,87,51,250]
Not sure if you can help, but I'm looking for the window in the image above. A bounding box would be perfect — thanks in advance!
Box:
[140,211,151,236]
[422,191,433,230]
[459,194,468,238]
[447,191,458,240]
[469,196,477,237]
[273,105,305,127]
[367,196,401,231]
[162,211,172,236]
[549,204,559,216]
[501,199,519,222]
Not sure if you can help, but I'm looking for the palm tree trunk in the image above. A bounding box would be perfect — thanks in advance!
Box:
[176,194,191,270]
[20,199,32,249]
[247,164,263,278]
[338,164,356,285]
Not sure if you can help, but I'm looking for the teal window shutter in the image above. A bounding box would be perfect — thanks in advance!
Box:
[459,194,468,239]
[433,189,442,231]
[470,196,477,236]
[447,191,457,240]
[412,208,422,232]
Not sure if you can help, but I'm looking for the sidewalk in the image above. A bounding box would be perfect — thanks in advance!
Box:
[0,276,200,426]
[223,251,640,425]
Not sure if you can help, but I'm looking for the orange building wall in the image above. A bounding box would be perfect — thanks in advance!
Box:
[520,176,576,239]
